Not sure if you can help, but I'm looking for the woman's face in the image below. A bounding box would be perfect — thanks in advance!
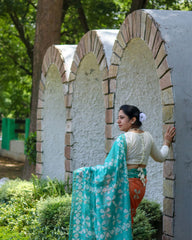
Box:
[117,110,132,132]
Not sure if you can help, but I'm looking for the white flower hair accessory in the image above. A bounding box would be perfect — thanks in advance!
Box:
[139,112,147,122]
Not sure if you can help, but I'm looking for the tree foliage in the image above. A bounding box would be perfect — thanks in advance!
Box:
[147,0,192,10]
[60,0,138,44]
[0,0,36,118]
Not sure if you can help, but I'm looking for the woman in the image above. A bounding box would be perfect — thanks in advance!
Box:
[69,105,175,240]
[117,105,175,223]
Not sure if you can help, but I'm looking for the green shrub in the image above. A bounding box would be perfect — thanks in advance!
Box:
[36,195,72,238]
[0,202,37,237]
[0,226,29,240]
[0,192,37,232]
[132,208,155,240]
[25,132,37,164]
[32,175,72,199]
[133,198,162,240]
[0,177,72,239]
[0,176,72,203]
[0,178,33,203]
[139,199,162,232]
[0,179,36,234]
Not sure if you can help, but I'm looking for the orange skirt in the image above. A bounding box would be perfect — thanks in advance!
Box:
[129,177,147,224]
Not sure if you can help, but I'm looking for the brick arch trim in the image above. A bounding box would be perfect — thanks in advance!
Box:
[68,30,109,82]
[111,9,173,91]
[37,45,70,120]
[41,45,68,83]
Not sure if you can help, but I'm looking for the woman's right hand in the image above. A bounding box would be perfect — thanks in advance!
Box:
[164,126,176,146]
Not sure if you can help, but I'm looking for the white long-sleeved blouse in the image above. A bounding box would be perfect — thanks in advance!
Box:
[124,131,169,165]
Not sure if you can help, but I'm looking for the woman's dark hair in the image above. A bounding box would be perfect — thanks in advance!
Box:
[119,104,142,127]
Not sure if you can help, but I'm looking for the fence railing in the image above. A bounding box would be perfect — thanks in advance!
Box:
[0,118,30,150]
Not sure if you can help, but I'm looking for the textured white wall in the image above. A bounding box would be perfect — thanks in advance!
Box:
[71,53,106,170]
[113,38,164,206]
[42,64,66,180]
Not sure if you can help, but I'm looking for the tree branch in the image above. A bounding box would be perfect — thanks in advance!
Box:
[62,0,70,23]
[129,0,148,14]
[27,0,37,10]
[76,0,89,33]
[9,12,33,66]
[6,52,32,75]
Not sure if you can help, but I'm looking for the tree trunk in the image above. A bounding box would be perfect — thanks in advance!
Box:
[77,0,89,33]
[23,0,63,180]
[30,0,63,132]
[129,0,148,13]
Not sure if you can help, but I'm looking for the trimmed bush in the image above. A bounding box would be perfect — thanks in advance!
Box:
[0,190,37,233]
[136,198,162,239]
[0,227,29,240]
[0,178,33,203]
[37,195,71,233]
[132,208,155,240]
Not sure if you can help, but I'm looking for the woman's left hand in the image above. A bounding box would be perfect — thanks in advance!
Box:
[164,126,176,146]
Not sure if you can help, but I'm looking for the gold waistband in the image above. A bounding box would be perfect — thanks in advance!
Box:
[127,164,146,170]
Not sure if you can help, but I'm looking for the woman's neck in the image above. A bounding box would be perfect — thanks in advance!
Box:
[128,128,144,133]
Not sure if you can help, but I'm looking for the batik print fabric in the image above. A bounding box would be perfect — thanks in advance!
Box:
[69,134,133,240]
[128,168,147,223]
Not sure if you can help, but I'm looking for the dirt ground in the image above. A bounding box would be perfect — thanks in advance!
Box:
[0,156,24,179]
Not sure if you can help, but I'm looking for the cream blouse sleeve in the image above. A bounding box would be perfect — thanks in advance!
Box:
[150,139,169,162]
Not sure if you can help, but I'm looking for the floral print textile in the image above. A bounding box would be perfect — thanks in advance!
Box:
[69,134,133,240]
[129,177,146,223]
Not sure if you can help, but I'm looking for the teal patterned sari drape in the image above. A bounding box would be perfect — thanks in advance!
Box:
[69,134,133,240]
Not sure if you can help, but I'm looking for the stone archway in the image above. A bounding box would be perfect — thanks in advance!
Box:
[64,30,118,173]
[104,9,192,240]
[36,45,76,181]
[114,37,165,206]
[104,10,175,239]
